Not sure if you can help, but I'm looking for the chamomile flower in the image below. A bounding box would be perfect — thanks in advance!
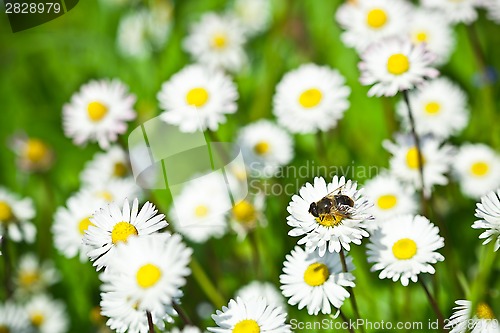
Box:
[446,300,499,333]
[183,13,247,72]
[209,297,291,333]
[452,144,500,199]
[383,134,454,197]
[15,254,60,296]
[473,189,500,251]
[83,178,143,206]
[235,281,285,309]
[170,173,230,243]
[359,38,439,97]
[26,294,69,333]
[0,187,36,243]
[230,0,271,37]
[280,246,355,315]
[367,214,444,286]
[0,302,30,333]
[287,176,373,256]
[100,233,192,331]
[81,146,131,186]
[63,79,136,149]
[336,0,412,53]
[237,120,294,177]
[9,135,54,173]
[407,9,455,66]
[158,64,238,132]
[483,0,500,23]
[273,64,351,134]
[170,327,203,333]
[421,0,480,25]
[396,77,469,139]
[229,193,266,240]
[363,172,417,226]
[84,198,168,270]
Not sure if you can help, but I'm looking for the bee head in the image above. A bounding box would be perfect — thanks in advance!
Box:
[308,202,319,217]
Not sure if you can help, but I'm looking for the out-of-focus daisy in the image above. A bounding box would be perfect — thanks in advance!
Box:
[367,214,444,286]
[446,300,499,333]
[235,281,285,309]
[63,79,136,149]
[0,187,36,243]
[280,246,355,315]
[15,254,60,296]
[0,302,30,333]
[473,189,500,251]
[83,178,143,206]
[453,144,500,199]
[396,78,468,139]
[407,9,455,66]
[359,38,439,97]
[26,294,69,333]
[229,194,266,240]
[483,0,500,23]
[9,135,54,172]
[170,174,230,243]
[101,234,191,331]
[336,0,412,53]
[158,64,238,132]
[287,176,373,256]
[208,297,291,333]
[84,198,168,270]
[237,120,294,177]
[183,13,247,72]
[363,172,417,226]
[169,326,203,333]
[81,146,131,186]
[273,64,351,134]
[421,0,481,25]
[230,0,271,36]
[383,134,454,197]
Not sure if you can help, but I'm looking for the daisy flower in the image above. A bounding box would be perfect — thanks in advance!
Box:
[0,302,30,333]
[158,64,238,132]
[169,326,204,333]
[407,9,455,66]
[208,297,291,333]
[183,13,247,72]
[83,178,143,206]
[15,253,60,296]
[446,300,499,333]
[359,38,439,97]
[63,79,136,149]
[0,187,36,243]
[473,189,500,251]
[452,144,500,199]
[100,233,192,332]
[396,77,469,139]
[336,0,412,53]
[80,145,131,186]
[235,281,286,309]
[280,246,355,315]
[230,0,271,36]
[383,134,454,197]
[421,0,481,25]
[9,135,54,173]
[367,214,444,286]
[483,0,500,23]
[170,173,230,243]
[26,294,69,333]
[363,172,418,226]
[287,176,373,256]
[84,198,168,270]
[237,120,294,178]
[273,64,351,134]
[229,193,266,240]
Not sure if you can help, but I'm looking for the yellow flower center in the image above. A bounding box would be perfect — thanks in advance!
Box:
[111,222,138,244]
[232,200,257,224]
[233,319,261,333]
[30,312,45,327]
[304,262,330,286]
[316,213,344,228]
[387,53,410,75]
[377,194,397,210]
[87,101,108,122]
[298,88,323,108]
[476,302,495,319]
[78,217,95,235]
[392,238,417,260]
[406,147,425,169]
[24,139,49,163]
[0,325,9,333]
[254,141,270,155]
[97,191,114,202]
[186,87,210,108]
[366,8,388,29]
[414,31,428,43]
[19,271,40,287]
[136,263,162,288]
[470,162,489,177]
[113,162,128,177]
[424,101,441,115]
[212,33,228,49]
[0,201,13,222]
[194,205,209,218]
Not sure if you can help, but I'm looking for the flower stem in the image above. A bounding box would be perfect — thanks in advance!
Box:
[190,257,226,309]
[1,235,13,299]
[146,311,155,333]
[339,249,364,333]
[173,302,193,326]
[338,310,355,333]
[248,231,262,279]
[419,280,447,333]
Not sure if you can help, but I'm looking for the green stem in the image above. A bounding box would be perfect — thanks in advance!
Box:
[173,302,193,326]
[190,257,226,309]
[338,310,355,333]
[146,311,155,333]
[1,235,13,299]
[419,280,447,333]
[339,249,364,333]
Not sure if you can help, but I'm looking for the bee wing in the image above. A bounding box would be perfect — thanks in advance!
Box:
[324,184,349,199]
[329,204,353,219]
